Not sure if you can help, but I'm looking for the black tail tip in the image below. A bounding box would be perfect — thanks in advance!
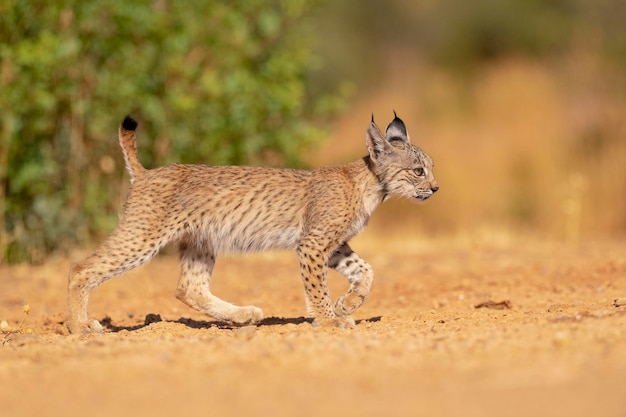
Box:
[122,115,138,131]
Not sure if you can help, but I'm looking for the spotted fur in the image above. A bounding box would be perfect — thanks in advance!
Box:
[66,113,438,334]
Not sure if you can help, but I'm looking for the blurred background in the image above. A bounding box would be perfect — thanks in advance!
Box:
[1,0,625,263]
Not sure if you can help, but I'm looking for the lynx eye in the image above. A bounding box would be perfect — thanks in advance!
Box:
[413,167,425,176]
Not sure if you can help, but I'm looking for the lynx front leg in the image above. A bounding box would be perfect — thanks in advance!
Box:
[297,237,355,329]
[175,240,263,325]
[328,243,374,316]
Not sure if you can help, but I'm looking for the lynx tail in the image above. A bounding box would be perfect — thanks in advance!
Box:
[118,115,145,182]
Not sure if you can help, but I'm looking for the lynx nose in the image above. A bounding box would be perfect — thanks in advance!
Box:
[431,185,439,193]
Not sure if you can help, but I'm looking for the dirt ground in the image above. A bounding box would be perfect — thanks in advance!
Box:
[1,235,625,417]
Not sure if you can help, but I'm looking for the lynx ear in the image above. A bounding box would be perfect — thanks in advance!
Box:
[366,116,387,162]
[385,111,410,143]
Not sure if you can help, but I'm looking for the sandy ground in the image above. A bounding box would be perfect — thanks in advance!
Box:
[1,236,625,417]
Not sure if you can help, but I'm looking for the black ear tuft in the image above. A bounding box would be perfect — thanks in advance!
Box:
[371,113,375,124]
[385,112,408,143]
[122,115,138,131]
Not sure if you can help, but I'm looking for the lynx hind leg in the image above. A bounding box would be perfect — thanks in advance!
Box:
[66,227,163,334]
[328,243,374,317]
[175,240,263,326]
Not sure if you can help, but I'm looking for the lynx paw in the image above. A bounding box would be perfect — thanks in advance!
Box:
[227,306,264,326]
[313,315,356,329]
[333,293,367,316]
[67,319,104,334]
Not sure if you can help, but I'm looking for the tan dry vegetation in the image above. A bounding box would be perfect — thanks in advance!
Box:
[1,236,626,417]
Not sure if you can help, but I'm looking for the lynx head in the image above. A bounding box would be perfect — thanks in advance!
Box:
[366,112,438,202]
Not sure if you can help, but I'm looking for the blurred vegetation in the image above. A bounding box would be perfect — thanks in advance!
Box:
[0,0,347,263]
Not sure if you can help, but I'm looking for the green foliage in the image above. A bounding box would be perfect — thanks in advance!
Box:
[0,0,340,263]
